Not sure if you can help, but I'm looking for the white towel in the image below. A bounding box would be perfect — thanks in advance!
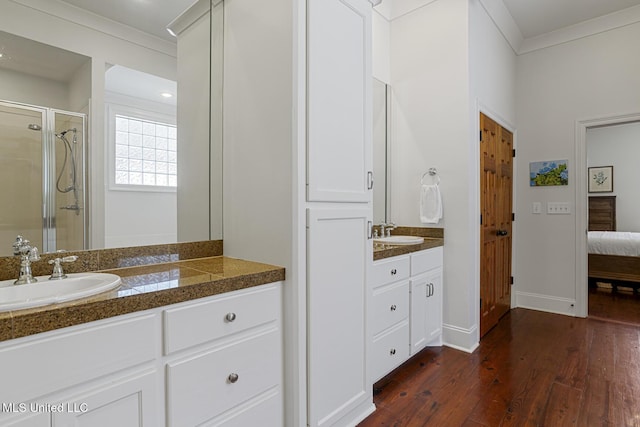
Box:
[420,184,442,224]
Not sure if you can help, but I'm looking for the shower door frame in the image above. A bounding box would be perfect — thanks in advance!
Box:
[0,100,87,253]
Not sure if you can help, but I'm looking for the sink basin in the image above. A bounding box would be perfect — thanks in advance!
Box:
[0,272,121,312]
[374,235,424,245]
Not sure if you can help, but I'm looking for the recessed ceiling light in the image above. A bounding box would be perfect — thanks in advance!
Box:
[160,92,173,98]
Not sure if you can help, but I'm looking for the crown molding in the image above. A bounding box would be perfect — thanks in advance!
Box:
[9,0,176,57]
[478,0,523,54]
[167,0,211,37]
[518,3,640,54]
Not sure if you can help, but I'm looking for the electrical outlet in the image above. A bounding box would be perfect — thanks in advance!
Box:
[532,202,541,214]
[547,202,571,214]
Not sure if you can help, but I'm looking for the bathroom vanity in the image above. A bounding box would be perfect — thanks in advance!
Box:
[0,252,285,427]
[369,234,443,383]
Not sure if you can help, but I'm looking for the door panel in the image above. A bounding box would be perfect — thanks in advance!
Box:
[480,113,513,337]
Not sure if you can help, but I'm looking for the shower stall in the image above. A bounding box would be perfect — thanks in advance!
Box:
[0,100,86,256]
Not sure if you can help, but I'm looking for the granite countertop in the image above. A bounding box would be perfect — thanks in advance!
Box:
[374,237,444,261]
[0,256,285,342]
[373,226,444,261]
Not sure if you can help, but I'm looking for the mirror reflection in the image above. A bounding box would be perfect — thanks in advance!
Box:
[0,0,221,256]
[373,78,390,224]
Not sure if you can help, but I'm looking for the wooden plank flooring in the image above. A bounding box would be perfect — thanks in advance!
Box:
[358,308,640,427]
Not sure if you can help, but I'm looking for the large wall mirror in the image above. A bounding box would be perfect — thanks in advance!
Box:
[0,0,222,256]
[373,78,391,225]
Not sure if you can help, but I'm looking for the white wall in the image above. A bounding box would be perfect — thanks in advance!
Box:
[385,0,516,350]
[390,0,473,348]
[587,122,640,232]
[515,21,640,314]
[372,8,390,83]
[222,0,300,425]
[0,68,70,110]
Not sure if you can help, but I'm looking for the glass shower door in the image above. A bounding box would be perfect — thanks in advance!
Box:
[0,102,46,256]
[52,110,85,253]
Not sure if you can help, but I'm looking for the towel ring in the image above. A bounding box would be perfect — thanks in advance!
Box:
[421,168,440,185]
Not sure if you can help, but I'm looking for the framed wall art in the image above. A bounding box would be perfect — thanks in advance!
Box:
[588,166,613,193]
[529,160,569,187]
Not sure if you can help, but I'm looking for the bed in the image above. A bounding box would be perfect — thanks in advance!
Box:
[588,196,640,292]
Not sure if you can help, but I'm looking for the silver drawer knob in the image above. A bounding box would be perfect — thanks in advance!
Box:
[227,373,239,383]
[390,348,396,355]
[225,312,237,322]
[390,304,397,311]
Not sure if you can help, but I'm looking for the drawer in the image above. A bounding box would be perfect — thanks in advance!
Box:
[370,256,410,288]
[164,284,280,354]
[411,247,443,276]
[370,321,410,382]
[166,328,281,427]
[371,280,409,335]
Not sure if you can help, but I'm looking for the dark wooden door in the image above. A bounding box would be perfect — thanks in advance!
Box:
[480,113,513,338]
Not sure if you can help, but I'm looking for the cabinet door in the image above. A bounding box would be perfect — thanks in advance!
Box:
[307,207,372,427]
[307,0,372,202]
[410,275,428,355]
[410,269,442,355]
[424,269,443,344]
[52,370,157,427]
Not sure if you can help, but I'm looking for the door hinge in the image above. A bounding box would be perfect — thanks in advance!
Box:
[480,298,482,309]
[480,130,482,141]
[512,149,516,157]
[510,276,514,285]
[480,214,483,225]
[512,213,515,222]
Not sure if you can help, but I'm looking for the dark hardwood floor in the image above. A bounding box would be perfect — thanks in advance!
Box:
[358,308,640,426]
[589,285,640,325]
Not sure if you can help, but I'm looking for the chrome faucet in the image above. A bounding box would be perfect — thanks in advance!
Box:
[48,256,78,280]
[378,222,396,238]
[12,235,41,285]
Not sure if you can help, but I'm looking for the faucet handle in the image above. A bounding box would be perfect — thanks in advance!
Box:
[48,256,77,280]
[28,247,40,262]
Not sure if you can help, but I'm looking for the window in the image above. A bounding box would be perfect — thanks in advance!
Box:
[114,114,177,188]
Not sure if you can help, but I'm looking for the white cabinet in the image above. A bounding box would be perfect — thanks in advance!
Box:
[53,370,157,427]
[0,313,158,427]
[410,248,443,354]
[0,282,283,427]
[164,284,282,427]
[307,0,373,203]
[305,0,375,425]
[369,246,443,382]
[307,208,373,427]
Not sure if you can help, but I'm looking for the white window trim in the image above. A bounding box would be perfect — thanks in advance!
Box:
[106,102,177,193]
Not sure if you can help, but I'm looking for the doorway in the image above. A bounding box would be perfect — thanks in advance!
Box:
[479,113,514,337]
[585,120,640,325]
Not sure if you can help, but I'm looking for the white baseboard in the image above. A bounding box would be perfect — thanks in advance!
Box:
[442,323,479,353]
[515,291,576,316]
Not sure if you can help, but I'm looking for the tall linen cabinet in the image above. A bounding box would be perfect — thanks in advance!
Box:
[223,0,376,425]
[306,0,374,425]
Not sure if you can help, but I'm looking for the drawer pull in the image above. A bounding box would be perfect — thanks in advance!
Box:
[227,373,239,383]
[390,304,397,311]
[225,312,237,322]
[390,269,397,276]
[390,348,396,355]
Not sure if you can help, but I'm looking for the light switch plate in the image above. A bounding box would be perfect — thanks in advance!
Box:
[547,202,570,214]
[532,202,541,214]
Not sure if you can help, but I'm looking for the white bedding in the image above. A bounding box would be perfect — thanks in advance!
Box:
[588,231,640,256]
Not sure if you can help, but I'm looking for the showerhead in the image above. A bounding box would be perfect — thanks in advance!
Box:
[27,124,42,131]
[58,128,77,137]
